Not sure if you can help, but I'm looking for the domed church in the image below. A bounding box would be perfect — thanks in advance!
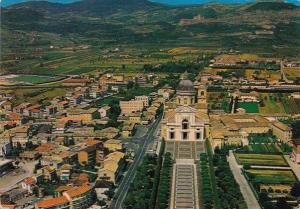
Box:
[161,72,209,159]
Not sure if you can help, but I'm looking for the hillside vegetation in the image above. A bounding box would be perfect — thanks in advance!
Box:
[1,1,300,75]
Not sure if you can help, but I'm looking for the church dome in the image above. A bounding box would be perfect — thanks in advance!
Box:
[177,79,195,92]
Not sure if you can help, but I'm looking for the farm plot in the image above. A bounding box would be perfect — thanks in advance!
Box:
[245,169,297,184]
[259,93,286,114]
[281,97,300,115]
[9,75,60,84]
[235,153,288,167]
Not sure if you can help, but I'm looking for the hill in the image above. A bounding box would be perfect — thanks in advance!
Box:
[1,0,300,75]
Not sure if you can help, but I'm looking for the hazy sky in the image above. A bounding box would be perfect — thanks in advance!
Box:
[1,0,300,7]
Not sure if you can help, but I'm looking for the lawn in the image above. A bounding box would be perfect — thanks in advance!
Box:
[235,153,288,167]
[10,75,57,84]
[246,169,297,184]
[237,102,259,113]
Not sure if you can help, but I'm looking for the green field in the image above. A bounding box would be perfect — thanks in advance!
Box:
[235,153,288,166]
[237,102,259,113]
[246,169,297,184]
[9,75,58,84]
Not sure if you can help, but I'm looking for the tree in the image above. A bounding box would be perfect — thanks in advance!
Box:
[276,198,291,209]
[291,182,300,197]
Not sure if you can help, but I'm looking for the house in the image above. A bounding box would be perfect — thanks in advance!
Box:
[0,100,13,112]
[94,180,114,201]
[121,122,136,138]
[0,140,12,157]
[98,106,111,118]
[232,90,259,102]
[95,127,119,139]
[36,184,95,209]
[21,177,37,194]
[19,151,41,160]
[135,96,149,107]
[291,92,300,99]
[36,165,57,181]
[119,100,144,115]
[291,138,300,164]
[0,159,14,176]
[44,105,57,116]
[104,139,123,152]
[67,108,99,122]
[98,151,125,184]
[77,140,104,166]
[59,164,73,182]
[270,122,292,143]
[10,125,31,148]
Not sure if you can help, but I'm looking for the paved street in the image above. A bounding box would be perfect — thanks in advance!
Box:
[228,151,261,209]
[284,155,300,180]
[0,160,37,193]
[110,115,162,209]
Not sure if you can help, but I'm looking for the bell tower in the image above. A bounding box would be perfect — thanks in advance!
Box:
[197,83,207,104]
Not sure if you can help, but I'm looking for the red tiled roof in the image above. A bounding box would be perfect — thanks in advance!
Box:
[36,196,68,208]
[65,184,92,198]
[23,177,36,185]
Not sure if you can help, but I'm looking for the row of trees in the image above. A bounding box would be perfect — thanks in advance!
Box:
[212,146,246,209]
[124,143,173,209]
[199,153,214,209]
[124,155,157,209]
[155,152,173,209]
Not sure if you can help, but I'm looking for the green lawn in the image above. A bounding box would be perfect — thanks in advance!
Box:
[235,153,288,166]
[246,169,297,184]
[237,102,259,113]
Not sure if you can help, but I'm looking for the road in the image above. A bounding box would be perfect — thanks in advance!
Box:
[0,160,37,193]
[280,61,293,84]
[110,115,162,209]
[228,151,261,209]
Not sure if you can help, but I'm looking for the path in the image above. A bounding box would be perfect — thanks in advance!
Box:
[284,155,300,180]
[228,151,261,209]
[170,159,199,209]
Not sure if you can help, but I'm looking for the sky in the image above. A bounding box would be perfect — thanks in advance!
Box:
[1,0,300,7]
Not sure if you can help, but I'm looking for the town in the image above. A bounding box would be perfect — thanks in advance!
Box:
[0,51,300,209]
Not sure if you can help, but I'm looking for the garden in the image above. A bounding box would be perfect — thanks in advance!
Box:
[245,168,297,184]
[237,143,281,154]
[248,133,278,144]
[237,102,259,113]
[235,153,288,167]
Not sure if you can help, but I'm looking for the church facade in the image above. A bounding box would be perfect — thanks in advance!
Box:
[161,72,209,142]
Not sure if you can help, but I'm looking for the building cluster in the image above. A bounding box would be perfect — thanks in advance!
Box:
[0,71,173,209]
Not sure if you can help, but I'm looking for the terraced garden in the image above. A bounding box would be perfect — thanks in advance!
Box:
[245,169,297,184]
[239,143,281,154]
[235,153,288,166]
